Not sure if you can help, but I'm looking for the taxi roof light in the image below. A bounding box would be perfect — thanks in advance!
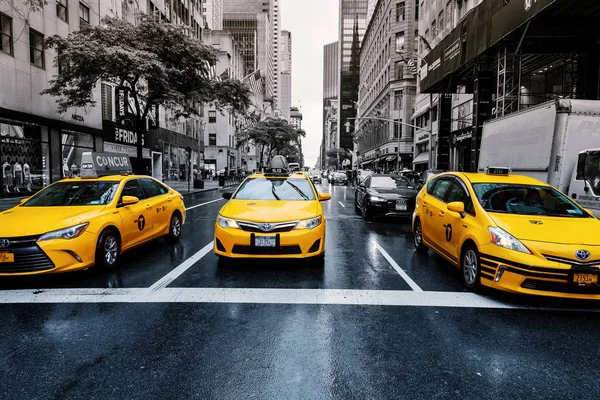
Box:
[80,152,133,178]
[264,155,290,176]
[485,166,511,176]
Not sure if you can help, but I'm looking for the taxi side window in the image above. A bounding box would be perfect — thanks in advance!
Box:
[430,179,453,201]
[140,178,164,198]
[446,180,475,215]
[121,180,145,201]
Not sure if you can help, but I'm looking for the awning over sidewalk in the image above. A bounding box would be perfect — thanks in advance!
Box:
[412,152,429,165]
[384,155,397,162]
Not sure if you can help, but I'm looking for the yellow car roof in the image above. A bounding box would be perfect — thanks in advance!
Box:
[452,172,550,186]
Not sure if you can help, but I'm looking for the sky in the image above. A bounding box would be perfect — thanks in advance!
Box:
[280,0,339,168]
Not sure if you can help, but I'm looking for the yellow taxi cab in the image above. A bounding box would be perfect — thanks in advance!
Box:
[0,152,186,275]
[412,167,600,299]
[214,156,331,265]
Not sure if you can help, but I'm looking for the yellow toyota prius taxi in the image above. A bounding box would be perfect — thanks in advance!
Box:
[214,156,331,265]
[412,167,600,300]
[0,152,185,275]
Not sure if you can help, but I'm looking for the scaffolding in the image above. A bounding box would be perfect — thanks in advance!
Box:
[495,47,521,118]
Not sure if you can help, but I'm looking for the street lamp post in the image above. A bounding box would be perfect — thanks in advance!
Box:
[347,116,431,171]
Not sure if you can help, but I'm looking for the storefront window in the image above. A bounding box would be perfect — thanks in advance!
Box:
[1,122,50,195]
[163,142,179,182]
[61,130,94,178]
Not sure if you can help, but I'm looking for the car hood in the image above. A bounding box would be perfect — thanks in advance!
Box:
[0,206,107,237]
[220,200,320,222]
[369,187,417,199]
[489,213,600,245]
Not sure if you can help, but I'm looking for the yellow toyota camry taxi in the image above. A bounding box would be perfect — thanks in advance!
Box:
[214,156,331,265]
[412,167,600,299]
[0,152,185,275]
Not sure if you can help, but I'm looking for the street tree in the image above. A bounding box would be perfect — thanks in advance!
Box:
[326,148,351,170]
[42,15,251,173]
[236,118,305,169]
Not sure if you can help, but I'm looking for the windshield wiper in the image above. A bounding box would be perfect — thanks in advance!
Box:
[285,181,309,200]
[271,181,281,200]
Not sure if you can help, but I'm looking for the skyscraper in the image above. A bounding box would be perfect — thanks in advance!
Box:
[322,41,339,166]
[338,0,368,153]
[280,30,292,121]
[272,0,280,110]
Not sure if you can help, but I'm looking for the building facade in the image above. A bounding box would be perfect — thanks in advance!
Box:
[279,30,292,121]
[322,41,339,169]
[290,107,302,130]
[356,0,418,172]
[337,0,368,156]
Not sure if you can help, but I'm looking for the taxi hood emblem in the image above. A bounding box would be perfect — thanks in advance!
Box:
[261,223,273,232]
[575,250,591,261]
[0,239,9,248]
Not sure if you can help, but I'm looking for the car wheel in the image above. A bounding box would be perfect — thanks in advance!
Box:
[461,244,481,292]
[95,229,120,269]
[167,212,182,243]
[307,253,325,268]
[217,255,232,267]
[354,200,362,214]
[363,203,374,221]
[413,219,428,253]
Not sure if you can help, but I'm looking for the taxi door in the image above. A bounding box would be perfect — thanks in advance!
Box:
[139,178,172,237]
[437,179,474,264]
[421,178,454,246]
[118,179,154,249]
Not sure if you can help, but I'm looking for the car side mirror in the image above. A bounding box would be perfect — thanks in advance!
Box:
[447,201,465,216]
[222,192,232,200]
[121,195,139,207]
[318,193,332,202]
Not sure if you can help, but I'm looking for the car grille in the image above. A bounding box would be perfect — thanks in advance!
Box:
[0,235,55,273]
[543,254,600,267]
[232,245,302,255]
[521,279,600,294]
[237,221,298,233]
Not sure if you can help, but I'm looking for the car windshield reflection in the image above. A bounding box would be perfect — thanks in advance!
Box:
[22,181,120,207]
[233,178,315,201]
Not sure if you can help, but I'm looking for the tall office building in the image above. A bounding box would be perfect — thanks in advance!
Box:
[322,41,339,166]
[223,0,276,102]
[337,0,368,154]
[279,30,292,121]
[204,0,224,30]
[272,0,280,110]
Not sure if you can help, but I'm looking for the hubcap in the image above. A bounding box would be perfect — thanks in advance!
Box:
[104,235,118,265]
[171,215,181,237]
[463,249,478,285]
[415,222,422,247]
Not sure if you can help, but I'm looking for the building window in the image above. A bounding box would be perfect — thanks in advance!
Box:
[415,1,419,21]
[101,83,113,121]
[394,120,400,138]
[396,2,405,22]
[438,11,444,32]
[394,61,403,80]
[431,20,436,36]
[414,29,419,52]
[79,2,90,26]
[0,13,13,55]
[208,110,216,123]
[208,133,216,146]
[29,29,45,69]
[57,0,68,22]
[394,90,403,110]
[395,31,405,51]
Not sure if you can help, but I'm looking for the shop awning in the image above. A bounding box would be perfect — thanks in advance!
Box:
[412,152,429,165]
[410,104,431,121]
[385,155,397,162]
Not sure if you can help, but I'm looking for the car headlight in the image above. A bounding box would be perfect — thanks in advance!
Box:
[38,223,89,241]
[217,215,240,229]
[294,216,322,230]
[488,226,531,254]
[370,196,387,203]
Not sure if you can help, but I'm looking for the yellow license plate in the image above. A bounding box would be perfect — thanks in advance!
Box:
[0,252,14,263]
[573,273,598,285]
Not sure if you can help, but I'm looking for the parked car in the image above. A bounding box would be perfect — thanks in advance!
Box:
[355,174,418,220]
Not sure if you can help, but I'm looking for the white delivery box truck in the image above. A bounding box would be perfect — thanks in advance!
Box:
[478,99,600,217]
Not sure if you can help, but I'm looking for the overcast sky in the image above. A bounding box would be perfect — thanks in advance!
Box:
[280,0,339,168]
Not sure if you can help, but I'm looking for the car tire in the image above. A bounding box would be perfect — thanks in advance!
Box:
[217,255,232,267]
[461,243,481,292]
[413,219,428,253]
[363,200,374,220]
[95,229,120,269]
[354,200,362,215]
[167,212,182,243]
[307,253,325,268]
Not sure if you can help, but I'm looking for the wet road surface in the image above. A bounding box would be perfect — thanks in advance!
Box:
[1,183,599,399]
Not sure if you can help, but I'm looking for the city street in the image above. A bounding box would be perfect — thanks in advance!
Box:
[1,182,599,400]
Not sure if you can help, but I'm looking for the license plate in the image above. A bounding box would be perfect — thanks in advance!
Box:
[573,273,598,285]
[396,200,407,211]
[0,251,14,263]
[255,236,276,247]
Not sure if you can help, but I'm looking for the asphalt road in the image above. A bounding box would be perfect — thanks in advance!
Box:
[1,183,599,399]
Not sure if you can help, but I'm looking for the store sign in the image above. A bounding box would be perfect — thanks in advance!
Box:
[115,89,131,123]
[416,132,430,143]
[453,130,473,144]
[103,142,151,159]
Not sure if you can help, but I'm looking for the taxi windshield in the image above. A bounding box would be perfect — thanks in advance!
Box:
[23,181,120,207]
[233,177,315,201]
[472,183,588,217]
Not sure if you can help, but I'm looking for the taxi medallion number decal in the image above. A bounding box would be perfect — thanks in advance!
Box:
[137,215,146,231]
[445,224,453,242]
[573,273,598,285]
[0,251,14,263]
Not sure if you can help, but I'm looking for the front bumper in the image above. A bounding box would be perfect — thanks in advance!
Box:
[478,244,600,300]
[366,201,415,218]
[214,222,326,259]
[0,231,97,276]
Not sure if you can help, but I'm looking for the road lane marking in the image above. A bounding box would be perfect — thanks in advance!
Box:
[0,287,598,312]
[186,198,225,210]
[148,241,214,291]
[375,243,423,292]
[338,201,346,208]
